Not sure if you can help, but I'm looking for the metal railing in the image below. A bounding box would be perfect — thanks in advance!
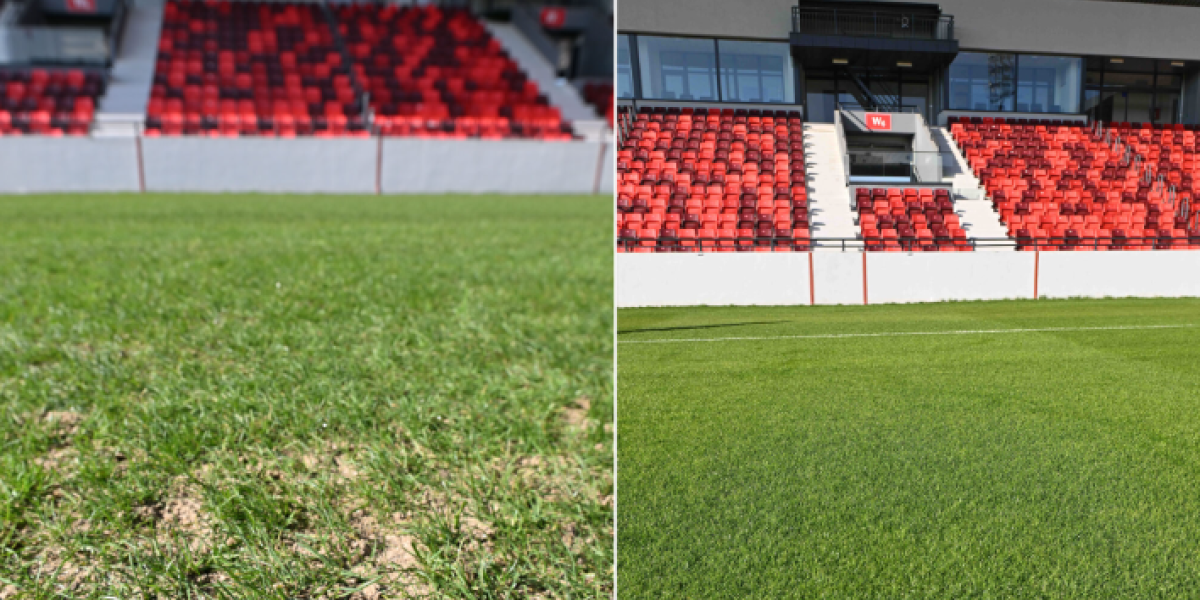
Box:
[1091,119,1191,224]
[836,99,922,114]
[846,150,957,184]
[791,6,955,40]
[616,235,1200,253]
[834,109,849,185]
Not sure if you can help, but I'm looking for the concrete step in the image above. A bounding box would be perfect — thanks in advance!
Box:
[954,199,1015,251]
[803,123,859,244]
[933,126,1015,250]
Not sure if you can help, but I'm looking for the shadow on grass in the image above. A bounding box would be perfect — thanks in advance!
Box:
[618,321,787,335]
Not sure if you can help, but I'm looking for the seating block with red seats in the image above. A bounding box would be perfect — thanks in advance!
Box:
[0,68,104,136]
[335,4,572,140]
[949,116,1199,251]
[616,106,809,253]
[856,187,970,251]
[146,0,367,137]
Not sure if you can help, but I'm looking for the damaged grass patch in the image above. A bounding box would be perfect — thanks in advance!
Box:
[0,194,612,598]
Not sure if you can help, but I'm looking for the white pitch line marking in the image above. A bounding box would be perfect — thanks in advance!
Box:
[618,324,1197,345]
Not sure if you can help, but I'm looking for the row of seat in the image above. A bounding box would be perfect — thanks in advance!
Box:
[617,227,812,253]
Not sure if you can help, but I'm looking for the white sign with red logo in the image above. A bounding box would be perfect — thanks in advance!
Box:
[540,7,566,28]
[865,113,892,131]
[66,0,96,12]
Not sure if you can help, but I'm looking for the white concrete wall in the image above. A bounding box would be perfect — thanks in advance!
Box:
[1039,251,1200,299]
[382,139,606,194]
[0,137,140,193]
[0,136,610,195]
[142,137,378,194]
[617,251,1200,307]
[812,252,864,306]
[617,253,811,307]
[867,252,1036,304]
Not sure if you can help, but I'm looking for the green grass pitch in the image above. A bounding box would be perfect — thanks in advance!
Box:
[618,298,1200,599]
[0,194,612,598]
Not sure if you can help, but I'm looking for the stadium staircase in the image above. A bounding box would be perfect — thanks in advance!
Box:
[803,122,859,243]
[932,126,1013,250]
[93,1,164,136]
[483,21,606,141]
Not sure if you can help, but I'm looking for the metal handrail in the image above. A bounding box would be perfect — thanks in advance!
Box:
[616,234,1199,253]
[1096,120,1187,218]
[791,6,955,40]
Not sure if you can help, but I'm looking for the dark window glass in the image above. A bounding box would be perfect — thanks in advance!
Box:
[617,35,635,99]
[637,36,717,101]
[948,52,1016,111]
[717,40,795,104]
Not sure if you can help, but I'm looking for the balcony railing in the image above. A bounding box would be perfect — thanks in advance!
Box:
[847,150,960,184]
[791,6,955,41]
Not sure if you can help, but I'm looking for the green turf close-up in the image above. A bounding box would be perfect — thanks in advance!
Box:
[0,194,612,599]
[618,298,1200,599]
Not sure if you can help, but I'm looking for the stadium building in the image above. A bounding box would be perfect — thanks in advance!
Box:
[616,0,1200,306]
[0,0,613,193]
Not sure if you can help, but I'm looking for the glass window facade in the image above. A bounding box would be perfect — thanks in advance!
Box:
[949,52,1083,114]
[1084,60,1185,124]
[948,52,1016,111]
[1016,55,1081,113]
[617,35,634,99]
[637,36,718,101]
[717,40,795,103]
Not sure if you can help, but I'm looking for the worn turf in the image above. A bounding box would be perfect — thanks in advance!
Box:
[0,194,612,599]
[618,298,1200,599]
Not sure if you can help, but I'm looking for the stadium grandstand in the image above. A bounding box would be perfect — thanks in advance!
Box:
[616,0,1200,307]
[0,0,613,193]
[617,0,1200,256]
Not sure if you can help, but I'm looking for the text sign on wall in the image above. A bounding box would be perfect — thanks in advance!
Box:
[865,113,892,131]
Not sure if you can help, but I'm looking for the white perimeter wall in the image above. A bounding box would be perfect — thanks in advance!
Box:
[143,137,378,194]
[616,253,811,307]
[618,251,1200,307]
[381,139,611,194]
[0,137,612,195]
[1039,252,1200,300]
[0,138,141,192]
[868,252,1036,304]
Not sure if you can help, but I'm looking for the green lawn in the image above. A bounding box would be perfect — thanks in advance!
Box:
[0,194,612,599]
[618,298,1200,599]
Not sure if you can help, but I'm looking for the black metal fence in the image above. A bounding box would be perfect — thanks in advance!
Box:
[791,6,954,40]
